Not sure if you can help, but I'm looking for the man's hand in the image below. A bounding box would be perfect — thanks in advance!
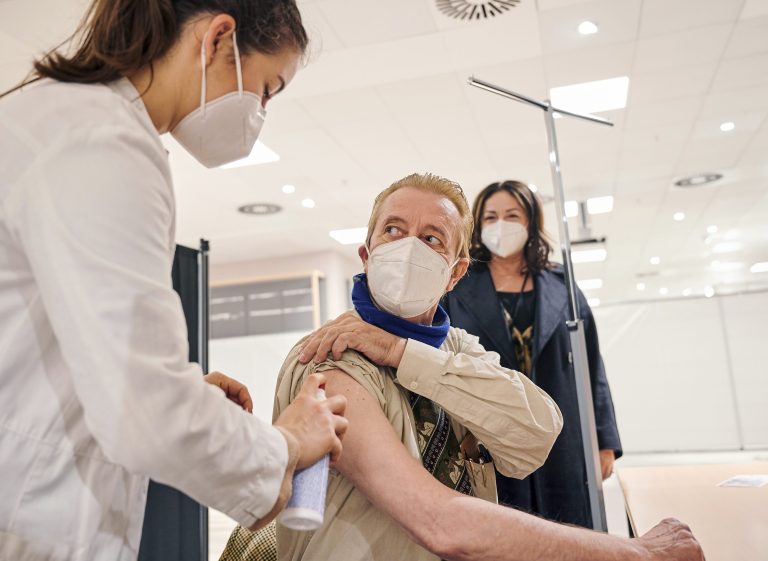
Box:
[599,449,615,480]
[635,518,705,561]
[204,371,253,413]
[274,373,349,469]
[298,312,407,368]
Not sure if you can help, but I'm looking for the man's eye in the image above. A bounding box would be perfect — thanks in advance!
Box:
[425,235,441,245]
[385,226,401,235]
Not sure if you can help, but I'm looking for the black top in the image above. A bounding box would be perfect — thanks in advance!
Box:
[497,290,535,376]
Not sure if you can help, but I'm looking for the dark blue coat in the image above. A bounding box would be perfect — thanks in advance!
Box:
[442,262,622,528]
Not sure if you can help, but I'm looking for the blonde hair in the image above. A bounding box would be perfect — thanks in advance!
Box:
[366,173,473,259]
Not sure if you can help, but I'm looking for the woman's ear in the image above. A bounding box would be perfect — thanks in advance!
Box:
[203,14,236,64]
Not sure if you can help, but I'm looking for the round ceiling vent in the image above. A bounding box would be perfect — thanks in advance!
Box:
[674,173,723,188]
[238,203,282,216]
[436,0,521,20]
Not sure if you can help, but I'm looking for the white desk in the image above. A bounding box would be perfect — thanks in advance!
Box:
[617,463,768,561]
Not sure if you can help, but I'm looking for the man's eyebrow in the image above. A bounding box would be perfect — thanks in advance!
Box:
[380,215,408,227]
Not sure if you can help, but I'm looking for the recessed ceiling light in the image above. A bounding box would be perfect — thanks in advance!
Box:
[282,184,296,194]
[682,288,692,297]
[329,227,367,245]
[704,286,715,298]
[577,278,603,290]
[550,76,629,116]
[719,121,735,132]
[710,260,744,272]
[650,256,661,265]
[237,203,282,216]
[712,241,743,254]
[565,201,579,218]
[220,141,280,169]
[578,20,599,35]
[750,262,768,273]
[529,183,538,192]
[673,212,686,221]
[659,287,669,295]
[587,196,614,215]
[674,173,723,188]
[571,248,607,263]
[587,297,601,307]
[706,225,718,234]
[636,282,646,291]
[301,198,316,209]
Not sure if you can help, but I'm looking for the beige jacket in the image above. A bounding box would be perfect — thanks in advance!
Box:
[274,325,563,561]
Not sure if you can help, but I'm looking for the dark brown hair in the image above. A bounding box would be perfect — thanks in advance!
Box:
[470,180,553,274]
[1,0,307,98]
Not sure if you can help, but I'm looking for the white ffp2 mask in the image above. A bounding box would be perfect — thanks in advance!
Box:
[171,31,265,168]
[366,237,457,319]
[481,220,528,258]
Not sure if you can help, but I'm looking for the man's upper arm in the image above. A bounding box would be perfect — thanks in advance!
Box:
[323,369,455,552]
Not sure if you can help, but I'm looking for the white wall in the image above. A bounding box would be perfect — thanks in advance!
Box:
[210,330,310,423]
[593,291,768,453]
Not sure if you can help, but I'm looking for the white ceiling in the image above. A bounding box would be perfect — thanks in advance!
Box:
[1,0,767,304]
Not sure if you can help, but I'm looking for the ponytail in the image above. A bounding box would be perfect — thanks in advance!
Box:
[1,0,307,98]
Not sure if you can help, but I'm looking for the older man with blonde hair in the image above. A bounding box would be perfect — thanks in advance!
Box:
[223,173,703,561]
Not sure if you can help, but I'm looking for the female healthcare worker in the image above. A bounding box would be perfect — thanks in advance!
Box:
[0,1,348,560]
[442,180,622,529]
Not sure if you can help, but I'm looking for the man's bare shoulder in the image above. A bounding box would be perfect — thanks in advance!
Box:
[273,335,394,419]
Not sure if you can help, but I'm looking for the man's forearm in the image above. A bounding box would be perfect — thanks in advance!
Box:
[436,495,644,561]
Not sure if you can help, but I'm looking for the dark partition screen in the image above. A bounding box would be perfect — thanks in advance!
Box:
[138,243,209,561]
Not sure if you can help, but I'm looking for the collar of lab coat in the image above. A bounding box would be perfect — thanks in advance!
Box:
[107,77,167,157]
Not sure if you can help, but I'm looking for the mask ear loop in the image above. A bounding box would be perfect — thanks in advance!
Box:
[232,30,244,100]
[199,31,209,118]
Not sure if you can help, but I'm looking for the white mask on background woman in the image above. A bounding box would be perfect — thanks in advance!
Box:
[172,31,265,168]
[366,237,457,318]
[481,220,528,258]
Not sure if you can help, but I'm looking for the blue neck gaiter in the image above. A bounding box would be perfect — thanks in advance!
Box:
[351,273,450,349]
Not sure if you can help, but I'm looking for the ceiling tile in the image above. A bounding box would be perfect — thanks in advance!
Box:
[639,0,742,38]
[740,0,768,20]
[317,0,437,47]
[723,15,768,58]
[544,41,634,87]
[711,51,768,91]
[629,62,717,104]
[299,2,346,52]
[538,0,642,54]
[624,96,703,132]
[633,24,732,74]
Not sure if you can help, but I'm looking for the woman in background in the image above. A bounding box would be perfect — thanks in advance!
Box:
[442,180,622,528]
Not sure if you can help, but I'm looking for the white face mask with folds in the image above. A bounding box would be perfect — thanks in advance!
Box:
[171,30,266,168]
[481,220,528,258]
[366,236,458,319]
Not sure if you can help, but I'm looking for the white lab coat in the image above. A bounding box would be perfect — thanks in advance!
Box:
[0,78,288,561]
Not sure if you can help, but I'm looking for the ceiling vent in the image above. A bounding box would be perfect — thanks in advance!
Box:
[436,0,521,20]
